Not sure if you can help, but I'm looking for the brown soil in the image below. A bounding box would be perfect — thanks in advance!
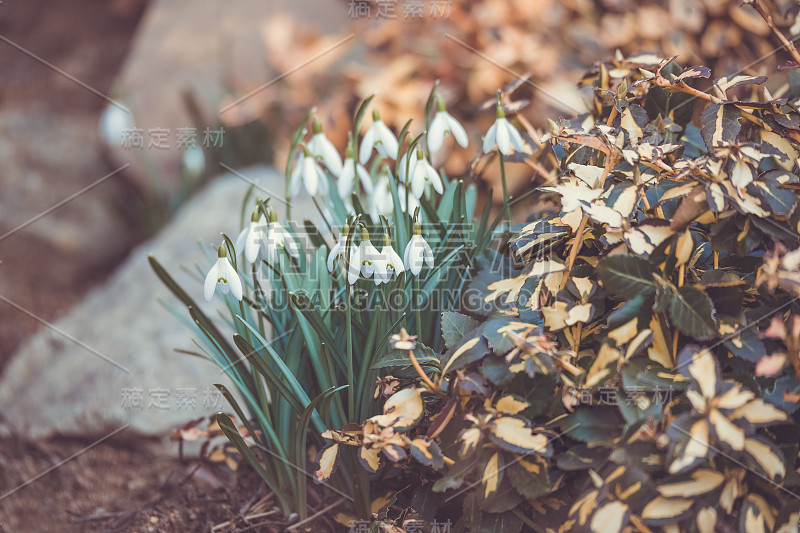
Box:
[0,434,336,532]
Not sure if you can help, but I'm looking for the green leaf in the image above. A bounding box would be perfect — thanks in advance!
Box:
[598,254,659,299]
[441,311,479,349]
[699,103,741,150]
[372,344,440,371]
[432,453,480,492]
[668,285,717,340]
[560,406,624,444]
[410,438,445,470]
[216,413,291,513]
[508,455,550,499]
[441,335,491,375]
[476,510,523,533]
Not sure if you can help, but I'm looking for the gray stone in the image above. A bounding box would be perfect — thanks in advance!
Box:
[0,166,320,441]
[107,0,349,198]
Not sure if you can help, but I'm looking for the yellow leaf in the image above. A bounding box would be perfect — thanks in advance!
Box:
[314,443,339,484]
[708,408,744,451]
[657,469,725,498]
[696,507,717,533]
[482,452,501,498]
[441,337,481,375]
[489,416,549,454]
[688,350,717,400]
[359,446,382,473]
[585,344,620,388]
[495,395,530,415]
[609,318,638,346]
[675,229,694,267]
[669,420,709,473]
[731,399,787,425]
[458,427,482,458]
[743,438,786,480]
[641,496,693,520]
[590,500,629,533]
[368,388,424,432]
[621,107,642,146]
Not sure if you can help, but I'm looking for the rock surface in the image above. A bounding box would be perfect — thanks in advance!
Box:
[0,166,319,440]
[107,0,350,198]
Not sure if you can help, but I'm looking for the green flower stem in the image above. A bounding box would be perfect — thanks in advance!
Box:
[499,153,512,226]
[346,284,355,421]
[414,274,423,339]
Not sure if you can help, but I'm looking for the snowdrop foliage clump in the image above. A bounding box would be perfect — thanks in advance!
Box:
[151,86,516,521]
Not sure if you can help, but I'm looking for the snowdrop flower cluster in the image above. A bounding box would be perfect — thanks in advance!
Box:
[209,96,474,301]
[326,223,434,285]
[235,207,300,266]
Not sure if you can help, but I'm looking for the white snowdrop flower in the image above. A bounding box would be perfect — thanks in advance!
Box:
[370,167,419,220]
[338,143,374,201]
[262,208,301,264]
[399,148,443,199]
[356,226,381,279]
[235,210,267,264]
[307,118,343,176]
[427,96,468,154]
[483,101,525,156]
[327,222,349,273]
[404,222,434,276]
[182,144,206,179]
[289,146,329,198]
[203,244,243,302]
[326,222,361,284]
[98,101,134,147]
[359,109,399,164]
[346,245,361,285]
[373,233,405,285]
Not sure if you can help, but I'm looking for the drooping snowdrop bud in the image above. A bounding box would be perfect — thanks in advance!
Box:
[427,96,468,154]
[204,244,243,302]
[307,118,343,176]
[262,207,301,264]
[483,98,525,156]
[289,145,329,198]
[373,232,405,285]
[359,109,399,164]
[403,222,434,276]
[235,209,267,264]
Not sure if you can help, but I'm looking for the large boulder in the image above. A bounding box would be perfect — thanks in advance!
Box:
[106,0,349,198]
[0,166,318,440]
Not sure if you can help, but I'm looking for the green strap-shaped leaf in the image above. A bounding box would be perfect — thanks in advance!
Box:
[216,412,292,515]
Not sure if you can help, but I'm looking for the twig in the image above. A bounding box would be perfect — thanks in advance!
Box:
[285,497,347,531]
[746,0,800,65]
[407,347,439,393]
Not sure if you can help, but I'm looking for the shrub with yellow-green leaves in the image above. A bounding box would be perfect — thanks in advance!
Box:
[317,52,800,532]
